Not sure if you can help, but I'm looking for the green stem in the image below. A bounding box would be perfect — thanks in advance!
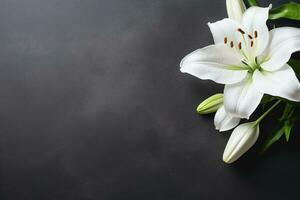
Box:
[255,100,281,125]
[248,0,257,6]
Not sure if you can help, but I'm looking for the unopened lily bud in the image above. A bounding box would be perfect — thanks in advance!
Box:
[197,94,223,114]
[223,122,259,164]
[226,0,246,22]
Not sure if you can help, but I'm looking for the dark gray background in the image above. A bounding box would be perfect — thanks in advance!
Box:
[0,0,300,199]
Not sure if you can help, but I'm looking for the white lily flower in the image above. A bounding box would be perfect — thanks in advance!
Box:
[223,122,259,163]
[226,0,246,22]
[180,6,300,119]
[214,105,240,132]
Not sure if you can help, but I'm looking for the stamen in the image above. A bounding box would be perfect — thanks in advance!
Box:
[251,41,254,47]
[248,35,253,39]
[230,41,234,48]
[254,31,258,38]
[238,42,242,50]
[224,37,228,44]
[237,28,245,34]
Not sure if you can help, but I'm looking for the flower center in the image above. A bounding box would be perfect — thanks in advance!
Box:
[224,28,260,72]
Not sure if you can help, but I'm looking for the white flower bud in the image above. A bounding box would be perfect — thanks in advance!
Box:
[197,94,223,114]
[223,122,259,163]
[226,0,246,22]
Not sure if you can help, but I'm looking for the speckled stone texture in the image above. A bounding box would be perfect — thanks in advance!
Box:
[0,0,299,199]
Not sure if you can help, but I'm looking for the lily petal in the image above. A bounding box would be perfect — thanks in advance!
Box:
[241,6,270,56]
[208,18,242,46]
[260,27,300,71]
[224,74,263,118]
[226,0,246,22]
[180,45,248,84]
[253,64,300,101]
[214,105,240,132]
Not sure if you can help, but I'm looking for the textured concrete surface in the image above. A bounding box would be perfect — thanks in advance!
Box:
[0,0,300,199]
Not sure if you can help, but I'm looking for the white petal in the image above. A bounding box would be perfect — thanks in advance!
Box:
[226,0,246,22]
[180,45,248,84]
[224,75,263,118]
[214,105,240,132]
[208,18,242,46]
[241,6,270,56]
[223,122,259,164]
[260,27,300,71]
[253,64,300,101]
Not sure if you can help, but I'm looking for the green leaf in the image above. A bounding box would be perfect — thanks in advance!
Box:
[260,95,276,104]
[260,95,278,112]
[291,107,300,120]
[284,120,294,142]
[289,59,300,76]
[261,126,285,153]
[248,0,257,6]
[269,2,300,20]
[279,104,294,122]
[261,103,295,152]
